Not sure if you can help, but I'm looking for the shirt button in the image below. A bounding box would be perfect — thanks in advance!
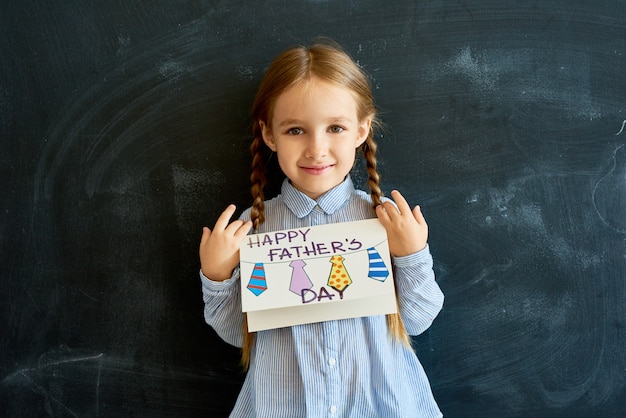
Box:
[328,357,336,366]
[330,405,337,414]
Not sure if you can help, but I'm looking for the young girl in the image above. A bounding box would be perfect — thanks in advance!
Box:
[199,41,444,417]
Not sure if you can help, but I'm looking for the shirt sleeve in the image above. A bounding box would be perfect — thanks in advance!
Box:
[200,267,244,347]
[392,245,444,336]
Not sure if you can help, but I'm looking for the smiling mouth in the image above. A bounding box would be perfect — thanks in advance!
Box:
[300,165,333,175]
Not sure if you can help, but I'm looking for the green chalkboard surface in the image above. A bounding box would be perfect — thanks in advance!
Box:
[1,1,625,416]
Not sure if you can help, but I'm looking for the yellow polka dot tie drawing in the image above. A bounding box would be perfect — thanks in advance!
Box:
[327,255,352,292]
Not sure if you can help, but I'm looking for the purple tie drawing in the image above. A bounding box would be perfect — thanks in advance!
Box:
[289,259,314,296]
[247,263,267,296]
[367,247,389,281]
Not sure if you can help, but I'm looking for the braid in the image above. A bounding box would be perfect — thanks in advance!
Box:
[241,316,254,369]
[249,131,267,230]
[362,129,412,348]
[362,132,383,207]
[241,125,271,369]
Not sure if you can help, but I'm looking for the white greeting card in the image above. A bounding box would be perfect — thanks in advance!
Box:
[240,218,397,331]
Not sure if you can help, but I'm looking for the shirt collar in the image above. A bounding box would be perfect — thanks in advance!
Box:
[282,176,354,218]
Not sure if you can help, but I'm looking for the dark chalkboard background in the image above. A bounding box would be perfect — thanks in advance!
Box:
[1,1,625,417]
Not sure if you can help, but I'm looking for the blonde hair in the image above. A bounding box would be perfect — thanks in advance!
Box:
[243,41,409,369]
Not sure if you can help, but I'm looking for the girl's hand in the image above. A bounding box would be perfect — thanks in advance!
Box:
[199,204,253,281]
[375,190,428,257]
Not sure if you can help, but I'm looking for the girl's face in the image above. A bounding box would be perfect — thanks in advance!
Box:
[260,77,371,200]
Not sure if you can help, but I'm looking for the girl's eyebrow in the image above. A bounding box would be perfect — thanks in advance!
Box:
[327,117,351,124]
[277,118,303,127]
[277,116,351,127]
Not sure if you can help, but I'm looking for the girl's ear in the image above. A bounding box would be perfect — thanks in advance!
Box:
[260,121,277,151]
[356,116,373,148]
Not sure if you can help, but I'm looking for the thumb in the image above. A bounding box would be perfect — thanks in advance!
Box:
[200,226,212,246]
[412,205,426,224]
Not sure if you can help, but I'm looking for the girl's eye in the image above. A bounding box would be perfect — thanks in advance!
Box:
[287,127,304,135]
[329,125,344,133]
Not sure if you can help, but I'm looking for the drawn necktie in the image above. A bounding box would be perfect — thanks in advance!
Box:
[327,255,352,292]
[367,247,389,282]
[289,259,313,296]
[247,263,267,296]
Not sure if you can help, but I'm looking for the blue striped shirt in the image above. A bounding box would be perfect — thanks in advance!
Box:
[201,177,444,417]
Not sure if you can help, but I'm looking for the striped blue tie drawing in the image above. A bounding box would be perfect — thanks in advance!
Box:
[367,247,389,281]
[247,263,268,296]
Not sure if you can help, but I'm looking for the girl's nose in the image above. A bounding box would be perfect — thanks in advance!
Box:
[305,132,328,159]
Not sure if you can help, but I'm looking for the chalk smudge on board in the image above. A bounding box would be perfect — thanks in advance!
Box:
[592,143,626,233]
[615,119,626,135]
